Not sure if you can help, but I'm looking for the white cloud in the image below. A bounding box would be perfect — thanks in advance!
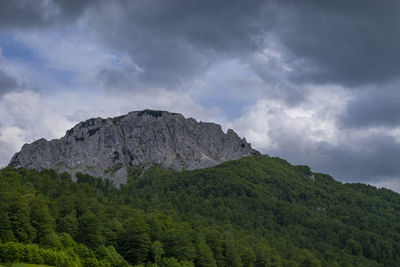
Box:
[0,126,25,166]
[1,91,75,138]
[231,84,350,153]
[388,128,400,144]
[0,91,75,166]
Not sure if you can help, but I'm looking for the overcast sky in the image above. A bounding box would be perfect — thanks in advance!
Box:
[1,0,400,191]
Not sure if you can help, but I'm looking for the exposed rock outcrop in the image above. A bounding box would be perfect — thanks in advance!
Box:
[10,110,260,184]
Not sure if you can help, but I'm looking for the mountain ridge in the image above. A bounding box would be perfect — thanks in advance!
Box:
[9,109,260,184]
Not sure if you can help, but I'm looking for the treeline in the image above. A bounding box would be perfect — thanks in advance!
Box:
[1,156,400,266]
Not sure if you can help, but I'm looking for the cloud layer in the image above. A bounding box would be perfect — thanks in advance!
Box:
[0,69,17,96]
[0,0,399,191]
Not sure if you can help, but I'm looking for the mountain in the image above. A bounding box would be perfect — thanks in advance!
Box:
[9,110,259,184]
[4,110,400,266]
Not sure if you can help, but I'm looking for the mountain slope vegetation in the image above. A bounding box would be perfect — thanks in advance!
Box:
[1,156,399,266]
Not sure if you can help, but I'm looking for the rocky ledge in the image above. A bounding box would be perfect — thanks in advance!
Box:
[10,110,260,184]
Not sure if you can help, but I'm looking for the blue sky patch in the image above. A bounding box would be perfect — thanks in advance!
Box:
[0,33,36,62]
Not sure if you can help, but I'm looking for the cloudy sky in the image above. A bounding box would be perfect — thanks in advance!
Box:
[1,0,400,191]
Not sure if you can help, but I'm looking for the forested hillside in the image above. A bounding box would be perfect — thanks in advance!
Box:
[1,156,400,266]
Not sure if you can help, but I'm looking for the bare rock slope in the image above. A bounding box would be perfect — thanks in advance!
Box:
[10,110,260,184]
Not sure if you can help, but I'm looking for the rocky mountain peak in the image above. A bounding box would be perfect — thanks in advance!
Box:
[10,110,260,184]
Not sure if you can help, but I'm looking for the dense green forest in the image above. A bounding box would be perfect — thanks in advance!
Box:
[1,155,400,266]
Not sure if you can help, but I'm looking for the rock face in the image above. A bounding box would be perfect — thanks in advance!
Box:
[10,110,260,184]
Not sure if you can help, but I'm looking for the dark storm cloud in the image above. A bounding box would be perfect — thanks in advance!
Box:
[339,87,400,129]
[0,1,46,28]
[90,0,274,89]
[0,0,95,29]
[315,135,400,183]
[0,70,17,96]
[89,0,400,92]
[110,0,269,51]
[273,0,400,86]
[3,0,400,89]
[272,131,400,183]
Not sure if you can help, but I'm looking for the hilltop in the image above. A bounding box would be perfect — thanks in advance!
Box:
[9,110,259,184]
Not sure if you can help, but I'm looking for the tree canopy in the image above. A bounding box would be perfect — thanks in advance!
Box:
[1,155,400,266]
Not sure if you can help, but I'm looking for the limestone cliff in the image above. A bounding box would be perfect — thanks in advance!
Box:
[9,110,260,184]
